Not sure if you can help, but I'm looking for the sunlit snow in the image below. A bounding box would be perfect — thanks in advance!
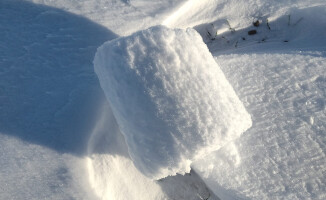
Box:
[1,0,326,199]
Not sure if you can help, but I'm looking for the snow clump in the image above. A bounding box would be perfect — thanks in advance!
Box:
[94,25,252,180]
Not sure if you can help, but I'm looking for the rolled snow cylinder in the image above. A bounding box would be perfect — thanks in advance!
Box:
[94,25,252,180]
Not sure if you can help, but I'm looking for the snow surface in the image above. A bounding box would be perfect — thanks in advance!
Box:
[0,0,115,199]
[2,0,326,199]
[94,26,251,179]
[27,0,186,36]
[163,0,326,31]
[194,52,326,200]
[0,134,96,200]
[191,5,326,200]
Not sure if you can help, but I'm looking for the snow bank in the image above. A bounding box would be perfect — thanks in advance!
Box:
[27,0,187,36]
[94,25,251,179]
[163,0,326,31]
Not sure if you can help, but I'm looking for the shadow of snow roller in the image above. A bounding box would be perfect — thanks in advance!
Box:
[94,25,252,180]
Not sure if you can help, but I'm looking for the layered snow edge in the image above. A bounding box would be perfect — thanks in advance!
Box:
[94,25,252,179]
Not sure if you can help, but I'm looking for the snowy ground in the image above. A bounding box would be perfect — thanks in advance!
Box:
[1,0,326,199]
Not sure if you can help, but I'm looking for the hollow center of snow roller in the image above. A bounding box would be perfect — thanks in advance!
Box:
[94,25,252,180]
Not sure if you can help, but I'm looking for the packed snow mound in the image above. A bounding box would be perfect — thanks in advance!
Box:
[87,102,218,200]
[94,25,252,179]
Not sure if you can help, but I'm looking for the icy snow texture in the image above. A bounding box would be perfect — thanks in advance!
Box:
[94,26,252,179]
[194,52,326,200]
[191,6,326,199]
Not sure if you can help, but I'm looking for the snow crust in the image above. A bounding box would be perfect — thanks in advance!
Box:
[94,26,252,179]
[194,52,326,200]
[188,5,326,199]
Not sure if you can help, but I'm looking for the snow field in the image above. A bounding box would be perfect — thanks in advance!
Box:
[189,4,326,199]
[0,1,116,199]
[94,26,252,179]
[194,53,326,199]
[3,0,326,199]
[0,134,96,200]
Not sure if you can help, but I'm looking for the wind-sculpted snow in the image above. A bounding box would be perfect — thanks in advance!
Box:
[194,53,326,200]
[0,1,116,199]
[94,26,252,179]
[27,0,186,36]
[190,6,326,199]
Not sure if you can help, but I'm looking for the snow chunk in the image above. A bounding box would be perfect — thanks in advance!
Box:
[94,26,252,179]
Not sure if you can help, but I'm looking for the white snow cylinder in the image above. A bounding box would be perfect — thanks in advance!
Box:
[94,26,252,179]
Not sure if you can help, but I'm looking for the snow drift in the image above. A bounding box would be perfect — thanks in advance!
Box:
[94,26,252,179]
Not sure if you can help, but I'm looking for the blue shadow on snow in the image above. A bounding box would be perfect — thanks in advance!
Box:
[0,0,118,156]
